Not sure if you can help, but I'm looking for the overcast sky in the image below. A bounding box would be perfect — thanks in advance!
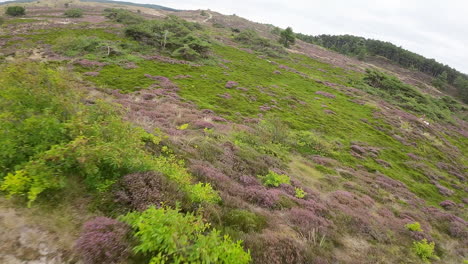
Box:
[113,0,467,74]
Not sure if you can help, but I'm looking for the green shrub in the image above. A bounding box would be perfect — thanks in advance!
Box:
[222,209,267,233]
[294,187,307,199]
[5,6,25,16]
[54,35,135,57]
[233,118,291,161]
[121,206,251,264]
[234,29,286,57]
[362,69,455,121]
[0,62,219,205]
[412,239,437,262]
[124,16,210,60]
[292,130,334,156]
[64,8,83,18]
[276,195,298,209]
[405,221,423,232]
[55,35,106,56]
[279,27,295,48]
[104,8,144,25]
[0,16,4,25]
[259,170,290,187]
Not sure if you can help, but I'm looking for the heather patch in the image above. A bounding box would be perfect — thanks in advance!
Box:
[75,217,131,264]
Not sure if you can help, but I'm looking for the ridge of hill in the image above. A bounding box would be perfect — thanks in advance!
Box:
[80,0,179,11]
[295,34,468,102]
[0,2,467,264]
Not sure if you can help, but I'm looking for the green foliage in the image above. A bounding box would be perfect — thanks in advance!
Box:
[5,6,25,16]
[64,8,83,18]
[233,118,292,161]
[405,222,423,232]
[121,206,251,264]
[0,62,218,205]
[259,170,290,187]
[223,209,267,233]
[124,15,210,60]
[270,26,281,35]
[362,69,455,121]
[55,35,134,57]
[104,8,144,25]
[279,27,295,48]
[431,71,447,89]
[297,33,468,102]
[0,16,4,25]
[294,187,307,199]
[234,29,287,57]
[83,41,467,205]
[56,35,106,56]
[177,123,189,130]
[412,239,437,262]
[292,130,335,156]
[454,76,468,103]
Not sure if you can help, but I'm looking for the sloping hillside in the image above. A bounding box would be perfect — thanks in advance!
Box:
[0,1,466,264]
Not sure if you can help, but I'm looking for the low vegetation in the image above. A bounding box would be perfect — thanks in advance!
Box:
[0,5,466,264]
[297,34,468,103]
[412,239,437,262]
[121,206,251,263]
[5,6,25,16]
[64,8,83,18]
[234,29,287,57]
[360,68,465,121]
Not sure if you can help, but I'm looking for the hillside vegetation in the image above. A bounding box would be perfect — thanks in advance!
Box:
[0,2,467,264]
[296,34,468,103]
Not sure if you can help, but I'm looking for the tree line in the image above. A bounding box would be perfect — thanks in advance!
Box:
[296,34,468,103]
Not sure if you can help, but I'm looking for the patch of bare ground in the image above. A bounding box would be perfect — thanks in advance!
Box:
[293,40,366,72]
[0,196,94,264]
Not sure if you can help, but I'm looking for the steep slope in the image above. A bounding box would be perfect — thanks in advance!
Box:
[0,2,467,264]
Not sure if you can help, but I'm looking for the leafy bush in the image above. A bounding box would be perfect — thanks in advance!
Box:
[5,6,25,16]
[55,35,134,57]
[234,29,286,57]
[56,36,106,56]
[104,8,144,25]
[0,62,218,205]
[259,170,290,187]
[292,130,335,156]
[362,69,454,121]
[222,209,267,233]
[279,27,295,48]
[405,221,423,232]
[412,239,437,262]
[121,206,251,264]
[233,118,291,161]
[295,187,307,199]
[124,15,210,60]
[76,217,131,264]
[64,8,83,18]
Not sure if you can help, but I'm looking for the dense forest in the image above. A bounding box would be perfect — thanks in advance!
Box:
[296,34,468,103]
